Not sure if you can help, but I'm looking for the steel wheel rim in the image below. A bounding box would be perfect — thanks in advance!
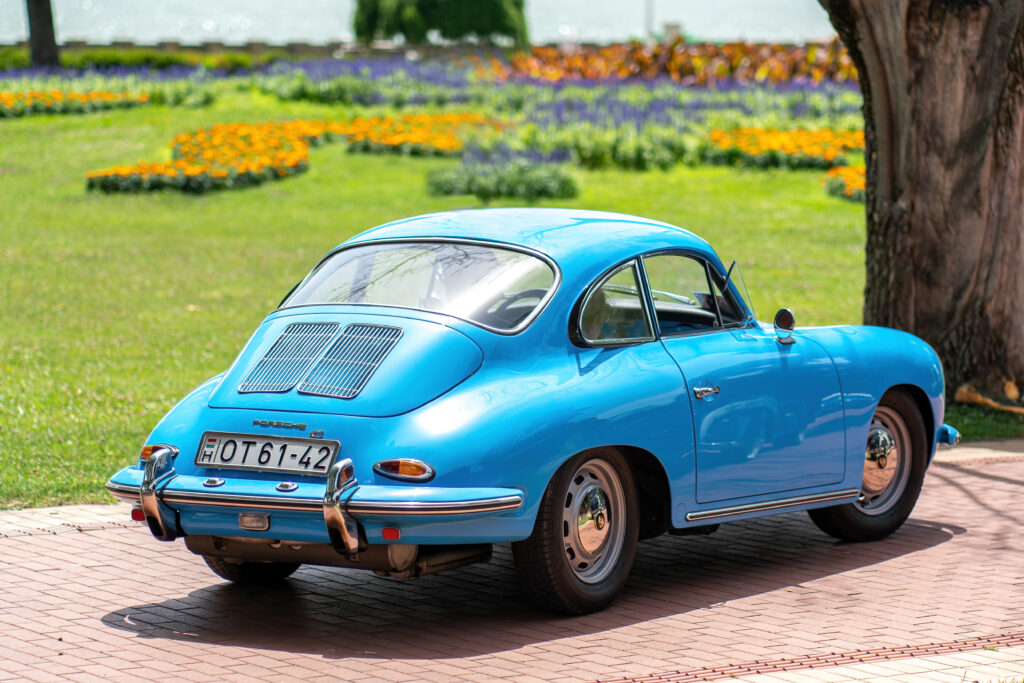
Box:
[856,405,911,516]
[561,459,626,584]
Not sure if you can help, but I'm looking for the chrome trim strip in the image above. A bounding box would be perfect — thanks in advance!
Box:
[159,490,324,511]
[685,489,861,522]
[149,476,518,525]
[140,447,178,541]
[105,481,141,502]
[346,495,523,516]
[279,237,563,336]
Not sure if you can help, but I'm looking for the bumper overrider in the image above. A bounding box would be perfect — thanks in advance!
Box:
[105,447,524,556]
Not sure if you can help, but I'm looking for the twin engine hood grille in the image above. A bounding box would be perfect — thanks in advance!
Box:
[239,322,403,400]
[238,322,339,394]
[208,312,483,417]
[299,324,404,399]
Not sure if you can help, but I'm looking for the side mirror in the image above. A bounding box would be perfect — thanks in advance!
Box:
[774,308,795,345]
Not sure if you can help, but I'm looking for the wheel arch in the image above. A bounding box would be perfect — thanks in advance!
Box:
[884,383,936,458]
[555,444,672,540]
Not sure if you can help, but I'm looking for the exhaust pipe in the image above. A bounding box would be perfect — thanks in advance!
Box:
[185,535,491,578]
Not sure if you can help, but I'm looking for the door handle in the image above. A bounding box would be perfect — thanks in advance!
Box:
[694,385,720,399]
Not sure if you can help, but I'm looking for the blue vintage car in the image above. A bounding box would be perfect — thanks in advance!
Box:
[106,208,960,614]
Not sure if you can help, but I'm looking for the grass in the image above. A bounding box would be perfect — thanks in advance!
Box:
[945,404,1024,443]
[0,92,1018,509]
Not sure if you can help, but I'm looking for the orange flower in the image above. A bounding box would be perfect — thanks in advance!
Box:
[87,114,496,193]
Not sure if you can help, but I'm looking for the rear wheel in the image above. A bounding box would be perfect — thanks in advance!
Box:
[202,555,300,584]
[512,448,638,614]
[808,389,927,541]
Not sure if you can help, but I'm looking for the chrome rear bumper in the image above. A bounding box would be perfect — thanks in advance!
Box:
[105,454,523,552]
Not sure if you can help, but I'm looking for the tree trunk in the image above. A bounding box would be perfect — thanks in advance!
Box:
[25,0,59,67]
[820,0,1024,399]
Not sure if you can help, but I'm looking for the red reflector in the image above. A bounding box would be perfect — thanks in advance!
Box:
[130,508,145,522]
[382,527,401,541]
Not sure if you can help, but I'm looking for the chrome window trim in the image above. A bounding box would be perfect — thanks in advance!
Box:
[575,259,657,348]
[639,247,755,329]
[639,251,724,339]
[278,237,562,337]
[634,248,757,339]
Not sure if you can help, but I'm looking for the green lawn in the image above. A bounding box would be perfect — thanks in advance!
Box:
[1,93,1020,508]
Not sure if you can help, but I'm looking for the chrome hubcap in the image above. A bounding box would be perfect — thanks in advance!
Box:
[856,406,911,516]
[562,459,625,584]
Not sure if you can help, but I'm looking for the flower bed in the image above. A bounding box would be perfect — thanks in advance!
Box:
[0,89,150,117]
[701,127,863,169]
[824,164,865,201]
[484,39,857,85]
[86,113,491,193]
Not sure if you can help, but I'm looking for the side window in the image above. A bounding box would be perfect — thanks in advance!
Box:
[579,262,654,345]
[642,254,721,335]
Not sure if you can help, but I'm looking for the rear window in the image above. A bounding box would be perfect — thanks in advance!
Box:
[282,241,557,332]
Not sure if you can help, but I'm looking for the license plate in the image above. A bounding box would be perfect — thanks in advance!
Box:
[194,432,340,476]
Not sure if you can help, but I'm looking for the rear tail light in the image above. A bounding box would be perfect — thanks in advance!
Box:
[130,507,145,522]
[373,459,435,482]
[382,527,401,541]
[139,443,179,461]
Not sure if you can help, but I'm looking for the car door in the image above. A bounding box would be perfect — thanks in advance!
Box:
[640,252,846,504]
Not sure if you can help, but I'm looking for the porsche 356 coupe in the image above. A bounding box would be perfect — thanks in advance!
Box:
[107,208,959,614]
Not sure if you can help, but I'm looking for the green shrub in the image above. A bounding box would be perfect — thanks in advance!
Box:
[0,47,286,73]
[0,47,30,70]
[427,160,579,202]
[825,174,864,202]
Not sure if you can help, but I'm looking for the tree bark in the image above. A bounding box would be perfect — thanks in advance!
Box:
[820,0,1024,398]
[25,0,59,67]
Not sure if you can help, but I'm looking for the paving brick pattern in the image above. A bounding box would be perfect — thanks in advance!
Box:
[1,459,1022,682]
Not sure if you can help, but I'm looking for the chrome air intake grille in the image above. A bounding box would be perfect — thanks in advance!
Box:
[298,323,403,399]
[238,322,339,393]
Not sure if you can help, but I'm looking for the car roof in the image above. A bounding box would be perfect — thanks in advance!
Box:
[340,208,717,277]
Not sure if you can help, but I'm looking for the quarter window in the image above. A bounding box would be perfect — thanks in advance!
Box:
[579,262,654,345]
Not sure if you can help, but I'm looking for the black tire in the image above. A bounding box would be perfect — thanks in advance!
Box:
[808,389,927,542]
[202,555,300,584]
[512,448,639,615]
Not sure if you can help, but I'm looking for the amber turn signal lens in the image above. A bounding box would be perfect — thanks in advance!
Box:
[139,445,158,461]
[373,458,435,482]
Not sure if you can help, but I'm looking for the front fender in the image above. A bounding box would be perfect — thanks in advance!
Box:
[797,325,944,462]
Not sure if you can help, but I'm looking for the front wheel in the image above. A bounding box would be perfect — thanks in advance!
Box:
[808,389,927,542]
[202,555,300,584]
[512,448,639,614]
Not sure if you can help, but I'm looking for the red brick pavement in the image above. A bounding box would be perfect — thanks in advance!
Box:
[1,459,1022,682]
